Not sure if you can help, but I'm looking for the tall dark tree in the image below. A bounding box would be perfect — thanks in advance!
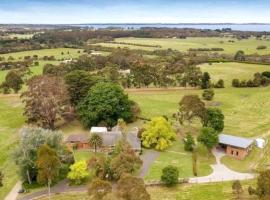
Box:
[203,108,224,132]
[77,82,135,128]
[65,70,99,105]
[201,72,211,89]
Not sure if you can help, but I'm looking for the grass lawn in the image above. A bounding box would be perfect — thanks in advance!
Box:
[96,37,270,55]
[0,48,83,61]
[0,95,25,199]
[129,86,270,137]
[37,180,257,200]
[74,150,102,162]
[144,141,215,181]
[200,62,270,87]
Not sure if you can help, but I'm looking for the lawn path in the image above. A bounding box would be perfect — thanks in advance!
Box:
[4,181,21,200]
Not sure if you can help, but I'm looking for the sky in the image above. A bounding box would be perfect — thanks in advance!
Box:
[0,0,269,24]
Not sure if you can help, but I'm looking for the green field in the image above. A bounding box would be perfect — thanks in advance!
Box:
[200,62,270,87]
[129,87,270,137]
[38,180,257,200]
[0,48,83,61]
[96,37,270,55]
[145,142,214,181]
[0,95,25,199]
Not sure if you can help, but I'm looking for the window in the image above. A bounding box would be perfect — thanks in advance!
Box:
[236,151,239,156]
[231,150,234,155]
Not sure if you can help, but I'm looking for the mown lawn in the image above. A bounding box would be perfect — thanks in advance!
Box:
[38,180,257,200]
[144,142,215,181]
[97,37,270,55]
[0,95,25,199]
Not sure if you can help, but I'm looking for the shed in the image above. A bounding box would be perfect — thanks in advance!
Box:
[219,134,254,159]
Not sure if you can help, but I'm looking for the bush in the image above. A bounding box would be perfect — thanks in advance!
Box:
[257,45,267,50]
[232,79,240,87]
[67,161,90,185]
[184,133,195,151]
[202,89,214,101]
[161,165,179,186]
[214,79,225,88]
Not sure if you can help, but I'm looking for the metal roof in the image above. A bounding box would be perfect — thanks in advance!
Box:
[66,134,88,143]
[219,134,254,149]
[90,127,107,133]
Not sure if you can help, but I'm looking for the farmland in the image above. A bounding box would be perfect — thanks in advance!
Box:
[0,48,83,61]
[96,37,270,55]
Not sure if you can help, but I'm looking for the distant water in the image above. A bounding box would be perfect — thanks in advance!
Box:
[75,24,270,32]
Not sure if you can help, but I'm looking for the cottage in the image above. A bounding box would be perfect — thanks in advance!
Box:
[66,134,89,149]
[66,127,141,152]
[218,134,254,159]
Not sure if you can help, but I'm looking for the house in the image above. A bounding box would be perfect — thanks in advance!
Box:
[66,127,141,152]
[66,134,89,149]
[218,134,254,159]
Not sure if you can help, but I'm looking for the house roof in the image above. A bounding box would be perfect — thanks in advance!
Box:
[219,134,254,149]
[90,127,107,133]
[66,134,88,143]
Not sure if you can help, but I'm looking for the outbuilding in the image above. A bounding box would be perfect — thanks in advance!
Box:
[218,134,254,160]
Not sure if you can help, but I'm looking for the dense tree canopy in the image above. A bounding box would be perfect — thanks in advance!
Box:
[203,108,224,132]
[197,127,219,151]
[142,117,176,151]
[64,70,103,105]
[77,82,135,128]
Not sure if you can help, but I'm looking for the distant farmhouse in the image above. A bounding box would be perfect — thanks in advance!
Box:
[218,134,254,159]
[66,126,141,152]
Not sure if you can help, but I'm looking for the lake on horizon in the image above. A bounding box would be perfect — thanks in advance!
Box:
[76,24,270,32]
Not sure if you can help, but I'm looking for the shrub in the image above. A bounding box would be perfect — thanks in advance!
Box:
[214,79,225,88]
[67,161,90,185]
[161,165,179,186]
[184,133,195,151]
[232,79,240,87]
[257,45,267,50]
[202,89,215,101]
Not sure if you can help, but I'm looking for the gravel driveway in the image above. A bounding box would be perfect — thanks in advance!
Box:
[189,149,254,183]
